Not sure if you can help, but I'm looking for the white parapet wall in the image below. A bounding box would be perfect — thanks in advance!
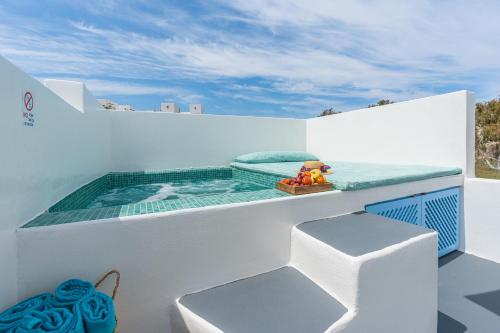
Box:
[0,55,306,312]
[17,175,461,332]
[464,178,500,263]
[307,91,476,176]
[0,57,111,310]
[109,111,306,171]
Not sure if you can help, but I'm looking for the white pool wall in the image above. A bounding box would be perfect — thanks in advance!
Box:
[17,174,461,333]
[307,90,476,176]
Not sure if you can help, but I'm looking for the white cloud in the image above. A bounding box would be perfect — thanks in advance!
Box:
[85,80,204,103]
[1,0,500,116]
[82,80,185,96]
[38,76,204,104]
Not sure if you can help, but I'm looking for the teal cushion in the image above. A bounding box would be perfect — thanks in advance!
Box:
[230,161,462,191]
[234,151,319,164]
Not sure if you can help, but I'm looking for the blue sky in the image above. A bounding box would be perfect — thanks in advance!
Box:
[1,1,500,118]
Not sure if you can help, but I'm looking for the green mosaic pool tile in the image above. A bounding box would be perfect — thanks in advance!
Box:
[23,188,290,228]
[110,188,288,219]
[23,167,294,228]
[119,205,128,216]
[194,197,205,207]
[232,168,283,188]
[23,206,122,228]
[87,209,98,220]
[49,175,109,213]
[108,167,232,187]
[156,201,166,212]
[171,200,181,210]
[48,167,259,216]
[48,167,234,215]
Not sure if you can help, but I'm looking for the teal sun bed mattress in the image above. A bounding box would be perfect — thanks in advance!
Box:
[230,161,462,191]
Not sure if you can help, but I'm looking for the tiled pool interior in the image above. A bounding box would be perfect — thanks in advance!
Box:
[23,167,289,228]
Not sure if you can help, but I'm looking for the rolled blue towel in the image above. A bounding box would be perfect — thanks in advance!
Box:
[61,304,84,333]
[51,280,95,308]
[8,307,83,333]
[80,292,115,333]
[0,293,52,333]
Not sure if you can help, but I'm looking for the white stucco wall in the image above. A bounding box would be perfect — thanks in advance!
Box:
[109,112,306,171]
[44,79,104,115]
[0,56,306,312]
[291,226,437,333]
[307,91,476,175]
[17,175,461,332]
[464,178,500,263]
[0,58,111,310]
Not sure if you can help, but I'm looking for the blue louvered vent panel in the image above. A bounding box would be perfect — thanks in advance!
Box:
[422,188,460,257]
[365,187,460,257]
[366,196,421,226]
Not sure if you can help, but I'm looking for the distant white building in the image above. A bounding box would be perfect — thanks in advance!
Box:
[97,99,115,109]
[160,102,180,113]
[189,104,203,114]
[98,99,134,111]
[116,104,133,112]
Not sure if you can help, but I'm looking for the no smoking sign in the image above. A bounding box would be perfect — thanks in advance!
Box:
[21,91,35,127]
[24,92,33,111]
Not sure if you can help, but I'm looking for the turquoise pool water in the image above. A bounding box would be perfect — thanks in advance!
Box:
[23,167,288,228]
[86,178,269,209]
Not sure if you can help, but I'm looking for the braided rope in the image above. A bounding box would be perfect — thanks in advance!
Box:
[95,270,121,333]
[95,270,120,300]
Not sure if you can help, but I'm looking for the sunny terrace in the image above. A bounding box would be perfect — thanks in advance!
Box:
[1,55,499,333]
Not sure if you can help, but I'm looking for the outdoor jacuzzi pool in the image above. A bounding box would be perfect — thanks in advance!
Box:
[87,179,270,209]
[24,167,289,228]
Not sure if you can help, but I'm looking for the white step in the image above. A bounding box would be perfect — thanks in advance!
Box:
[291,212,438,333]
[177,267,348,333]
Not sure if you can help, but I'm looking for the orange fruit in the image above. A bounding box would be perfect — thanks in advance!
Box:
[282,178,291,185]
[316,175,325,184]
[302,176,313,186]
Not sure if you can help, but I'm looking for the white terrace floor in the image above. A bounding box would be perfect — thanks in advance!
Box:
[438,251,500,333]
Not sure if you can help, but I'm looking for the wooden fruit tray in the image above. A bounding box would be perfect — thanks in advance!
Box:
[276,181,333,195]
